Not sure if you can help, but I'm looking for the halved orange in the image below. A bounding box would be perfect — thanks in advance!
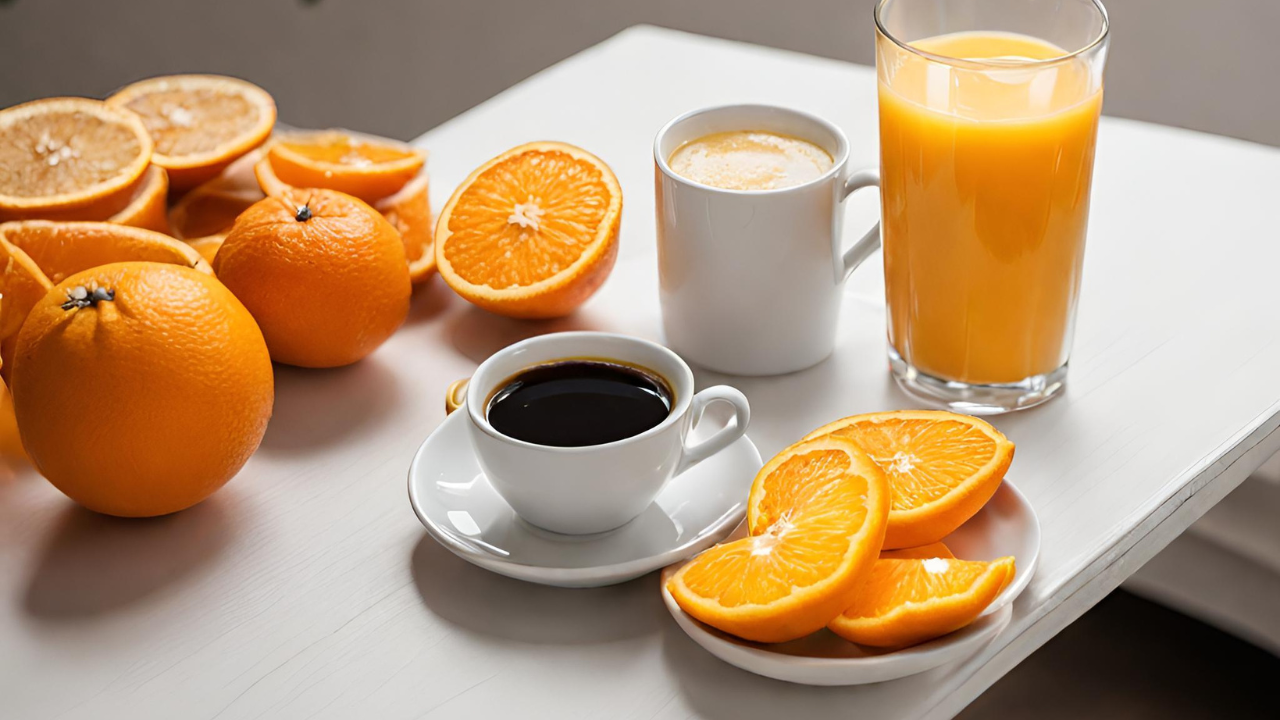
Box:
[0,98,153,221]
[435,142,621,319]
[666,436,890,643]
[266,130,424,204]
[107,74,276,193]
[108,165,170,234]
[0,221,211,285]
[256,154,435,283]
[803,411,1014,549]
[828,556,1015,648]
[170,148,266,241]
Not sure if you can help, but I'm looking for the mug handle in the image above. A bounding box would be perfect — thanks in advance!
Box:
[675,386,751,475]
[833,168,882,284]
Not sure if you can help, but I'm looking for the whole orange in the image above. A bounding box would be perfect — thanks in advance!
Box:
[213,189,410,368]
[11,262,274,517]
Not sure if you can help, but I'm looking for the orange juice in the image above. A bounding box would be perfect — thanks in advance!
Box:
[879,31,1103,385]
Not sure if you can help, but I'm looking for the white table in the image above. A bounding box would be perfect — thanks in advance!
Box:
[4,26,1280,720]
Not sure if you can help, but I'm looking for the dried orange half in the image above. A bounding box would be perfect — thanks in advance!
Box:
[0,221,211,285]
[828,556,1015,648]
[0,98,153,221]
[804,411,1014,549]
[107,74,276,192]
[666,436,890,643]
[266,130,424,204]
[435,142,621,319]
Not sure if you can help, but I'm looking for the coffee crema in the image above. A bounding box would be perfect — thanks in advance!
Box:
[485,360,673,448]
[668,130,833,191]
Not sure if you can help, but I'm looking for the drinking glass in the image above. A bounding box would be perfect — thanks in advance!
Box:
[875,0,1109,413]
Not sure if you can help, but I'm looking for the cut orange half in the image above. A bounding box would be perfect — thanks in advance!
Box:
[257,155,435,283]
[0,221,211,284]
[803,411,1014,549]
[435,142,621,319]
[170,148,266,241]
[666,436,890,643]
[108,165,170,234]
[266,130,424,204]
[107,74,276,193]
[0,98,153,220]
[828,556,1015,648]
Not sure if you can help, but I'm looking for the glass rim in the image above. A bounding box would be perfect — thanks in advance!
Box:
[874,0,1110,70]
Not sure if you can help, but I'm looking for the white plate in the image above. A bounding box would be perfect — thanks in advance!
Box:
[660,479,1041,685]
[408,409,764,588]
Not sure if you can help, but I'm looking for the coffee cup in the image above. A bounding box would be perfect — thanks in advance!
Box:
[654,104,881,376]
[465,331,751,535]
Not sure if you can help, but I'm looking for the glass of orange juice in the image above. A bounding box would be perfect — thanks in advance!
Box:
[875,0,1109,413]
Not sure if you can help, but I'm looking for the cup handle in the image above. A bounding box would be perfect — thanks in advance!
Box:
[833,168,882,284]
[675,386,751,476]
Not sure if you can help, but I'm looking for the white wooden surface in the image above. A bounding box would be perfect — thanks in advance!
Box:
[4,26,1280,720]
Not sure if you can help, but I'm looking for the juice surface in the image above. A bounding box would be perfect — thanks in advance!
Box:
[879,31,1102,384]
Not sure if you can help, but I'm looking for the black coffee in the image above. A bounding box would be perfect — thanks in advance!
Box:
[486,360,673,447]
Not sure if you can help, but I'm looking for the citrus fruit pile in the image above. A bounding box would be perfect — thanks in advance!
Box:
[667,410,1017,648]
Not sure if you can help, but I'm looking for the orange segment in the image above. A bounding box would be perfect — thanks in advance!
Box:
[828,556,1015,648]
[0,221,210,285]
[267,130,423,203]
[803,411,1014,549]
[881,541,954,560]
[0,238,54,379]
[375,170,434,282]
[108,165,170,233]
[435,141,621,318]
[666,437,890,643]
[0,98,153,220]
[107,75,276,192]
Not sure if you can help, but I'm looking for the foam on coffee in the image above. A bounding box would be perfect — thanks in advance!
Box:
[668,130,833,191]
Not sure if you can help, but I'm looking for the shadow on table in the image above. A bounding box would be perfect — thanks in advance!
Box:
[447,305,607,365]
[404,276,457,327]
[658,617,859,719]
[410,534,664,645]
[259,356,401,455]
[23,495,237,620]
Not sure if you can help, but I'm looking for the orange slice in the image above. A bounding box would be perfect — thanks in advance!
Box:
[107,75,276,193]
[828,556,1015,648]
[881,541,954,560]
[108,165,170,234]
[803,411,1014,549]
[666,437,890,643]
[257,155,435,283]
[266,130,424,203]
[0,221,211,285]
[435,142,622,319]
[0,238,54,379]
[0,98,153,221]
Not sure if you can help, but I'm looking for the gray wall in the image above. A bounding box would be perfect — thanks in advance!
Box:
[2,0,1278,147]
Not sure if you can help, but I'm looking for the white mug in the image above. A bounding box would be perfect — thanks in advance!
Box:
[654,104,881,376]
[464,332,751,535]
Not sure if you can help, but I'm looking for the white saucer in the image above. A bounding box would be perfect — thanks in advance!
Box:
[661,479,1041,685]
[408,409,764,588]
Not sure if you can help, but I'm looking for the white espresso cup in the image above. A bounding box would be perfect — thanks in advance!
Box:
[654,104,881,376]
[465,332,751,535]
